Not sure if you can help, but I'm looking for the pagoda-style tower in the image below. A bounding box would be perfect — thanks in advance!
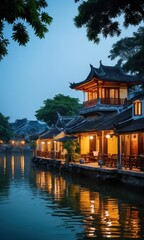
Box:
[70,61,141,115]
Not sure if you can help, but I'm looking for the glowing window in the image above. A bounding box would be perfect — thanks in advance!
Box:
[134,101,142,116]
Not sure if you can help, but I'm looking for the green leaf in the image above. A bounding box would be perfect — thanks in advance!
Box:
[12,23,29,45]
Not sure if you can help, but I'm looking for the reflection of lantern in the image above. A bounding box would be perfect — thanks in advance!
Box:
[21,140,25,146]
[89,136,94,140]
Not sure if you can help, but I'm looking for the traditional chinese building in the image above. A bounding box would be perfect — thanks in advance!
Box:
[36,114,75,159]
[66,61,144,166]
[114,91,144,171]
[10,118,47,149]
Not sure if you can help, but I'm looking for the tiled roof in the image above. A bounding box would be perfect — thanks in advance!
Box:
[70,62,144,89]
[127,91,144,105]
[55,113,76,129]
[39,127,61,139]
[65,111,118,134]
[10,119,48,139]
[65,105,133,134]
[115,118,144,133]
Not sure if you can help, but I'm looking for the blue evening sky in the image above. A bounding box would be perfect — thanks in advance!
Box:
[0,0,139,122]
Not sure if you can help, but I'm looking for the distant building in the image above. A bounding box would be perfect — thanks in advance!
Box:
[10,118,48,147]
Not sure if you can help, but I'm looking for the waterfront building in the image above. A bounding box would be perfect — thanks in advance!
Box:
[114,91,144,171]
[36,114,75,159]
[65,61,144,169]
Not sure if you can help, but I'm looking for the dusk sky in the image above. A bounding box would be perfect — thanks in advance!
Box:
[0,0,139,122]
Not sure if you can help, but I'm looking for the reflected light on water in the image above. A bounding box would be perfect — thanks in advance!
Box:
[4,156,6,174]
[11,156,14,178]
[20,155,24,178]
[0,153,143,239]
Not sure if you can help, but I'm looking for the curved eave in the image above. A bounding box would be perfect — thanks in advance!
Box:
[70,77,143,91]
[70,64,144,91]
[72,79,97,91]
[70,65,96,90]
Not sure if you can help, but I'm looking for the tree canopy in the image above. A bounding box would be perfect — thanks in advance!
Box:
[0,113,13,142]
[35,94,81,126]
[74,0,144,43]
[0,0,52,61]
[108,27,144,74]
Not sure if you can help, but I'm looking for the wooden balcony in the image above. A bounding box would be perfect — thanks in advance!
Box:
[83,98,125,108]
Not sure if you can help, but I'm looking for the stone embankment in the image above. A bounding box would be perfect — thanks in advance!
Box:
[32,156,144,188]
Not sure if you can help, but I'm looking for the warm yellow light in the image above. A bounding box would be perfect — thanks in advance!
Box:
[41,141,45,145]
[106,134,111,139]
[89,136,94,140]
[11,140,15,144]
[47,141,50,145]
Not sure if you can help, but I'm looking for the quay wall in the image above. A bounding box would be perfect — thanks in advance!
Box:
[32,157,144,188]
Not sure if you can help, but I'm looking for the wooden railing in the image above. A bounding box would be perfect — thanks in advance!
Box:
[81,153,144,172]
[36,150,144,172]
[36,150,66,160]
[83,98,125,108]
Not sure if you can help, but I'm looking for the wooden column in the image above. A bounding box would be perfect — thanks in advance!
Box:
[101,131,104,164]
[83,91,85,102]
[117,135,122,169]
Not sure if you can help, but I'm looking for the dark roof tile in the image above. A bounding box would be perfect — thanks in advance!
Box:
[70,62,144,89]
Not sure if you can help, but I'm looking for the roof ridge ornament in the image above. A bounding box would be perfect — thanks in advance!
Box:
[90,64,94,69]
[99,60,105,75]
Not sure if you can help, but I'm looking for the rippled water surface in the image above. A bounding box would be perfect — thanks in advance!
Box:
[0,152,144,240]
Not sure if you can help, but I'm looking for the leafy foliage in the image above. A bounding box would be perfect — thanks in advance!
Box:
[109,27,144,73]
[35,94,81,125]
[0,0,52,60]
[74,0,144,43]
[63,138,80,163]
[0,113,13,142]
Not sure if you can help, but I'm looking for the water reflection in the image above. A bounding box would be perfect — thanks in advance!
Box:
[32,168,144,239]
[0,153,31,200]
[0,153,144,239]
[0,153,29,178]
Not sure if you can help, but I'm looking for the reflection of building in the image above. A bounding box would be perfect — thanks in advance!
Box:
[35,171,66,200]
[0,153,32,201]
[34,169,141,239]
[0,153,31,179]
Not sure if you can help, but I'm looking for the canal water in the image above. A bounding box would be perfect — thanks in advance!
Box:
[0,153,144,240]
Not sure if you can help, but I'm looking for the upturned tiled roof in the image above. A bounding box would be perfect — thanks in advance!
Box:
[55,113,76,129]
[70,62,144,89]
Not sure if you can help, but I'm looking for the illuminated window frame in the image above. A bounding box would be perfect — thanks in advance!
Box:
[134,100,142,116]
